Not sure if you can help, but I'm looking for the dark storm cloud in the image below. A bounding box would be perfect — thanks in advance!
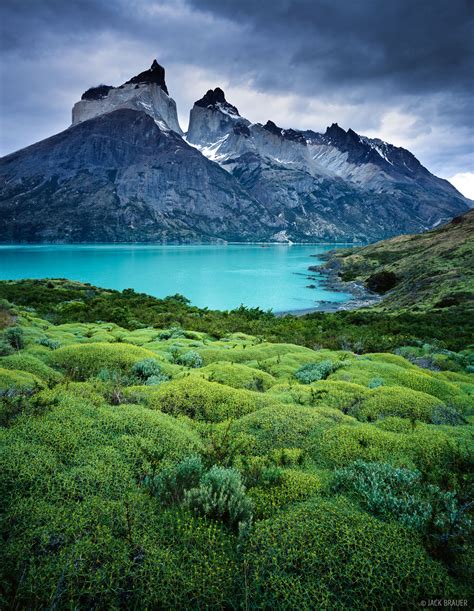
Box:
[187,0,474,96]
[0,0,473,184]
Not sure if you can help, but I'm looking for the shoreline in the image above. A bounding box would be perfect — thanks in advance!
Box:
[276,252,381,317]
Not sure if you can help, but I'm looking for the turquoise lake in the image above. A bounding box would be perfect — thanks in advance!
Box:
[0,244,353,312]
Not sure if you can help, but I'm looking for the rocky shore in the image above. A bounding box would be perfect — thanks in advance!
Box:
[276,252,381,316]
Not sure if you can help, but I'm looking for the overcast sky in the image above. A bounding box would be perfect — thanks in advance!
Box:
[1,0,473,196]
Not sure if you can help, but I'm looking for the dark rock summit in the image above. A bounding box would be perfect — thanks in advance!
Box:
[124,59,169,94]
[195,88,239,115]
[81,84,114,101]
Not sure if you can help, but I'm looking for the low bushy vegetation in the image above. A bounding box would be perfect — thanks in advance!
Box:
[0,279,473,607]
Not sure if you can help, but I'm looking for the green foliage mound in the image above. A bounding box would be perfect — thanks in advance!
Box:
[0,367,44,393]
[353,385,445,423]
[330,358,471,409]
[249,468,321,518]
[149,376,277,422]
[1,353,63,385]
[318,423,469,485]
[50,342,160,379]
[333,461,472,556]
[244,497,452,608]
[232,403,351,454]
[198,361,277,391]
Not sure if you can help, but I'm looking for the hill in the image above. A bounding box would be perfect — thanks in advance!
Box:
[321,210,474,310]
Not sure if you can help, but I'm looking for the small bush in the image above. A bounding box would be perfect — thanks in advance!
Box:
[50,343,159,380]
[152,377,275,422]
[132,358,166,381]
[368,377,384,388]
[249,469,321,518]
[178,350,203,369]
[366,271,398,294]
[158,326,185,340]
[431,404,466,425]
[144,456,204,505]
[332,460,472,560]
[185,465,253,529]
[3,327,25,351]
[353,386,444,423]
[1,354,63,386]
[294,360,337,384]
[145,374,168,386]
[0,339,13,356]
[36,337,61,350]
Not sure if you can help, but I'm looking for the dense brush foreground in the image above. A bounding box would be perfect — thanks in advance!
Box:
[0,280,473,608]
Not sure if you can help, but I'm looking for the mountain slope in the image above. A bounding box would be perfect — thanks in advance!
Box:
[186,89,470,241]
[320,210,474,309]
[0,109,272,242]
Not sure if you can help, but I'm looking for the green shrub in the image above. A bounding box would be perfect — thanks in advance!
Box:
[235,455,283,488]
[232,403,351,455]
[178,350,203,368]
[131,357,169,385]
[151,377,276,422]
[158,326,185,340]
[185,465,253,529]
[353,386,444,423]
[3,327,25,351]
[36,337,61,350]
[0,339,13,356]
[294,359,337,384]
[249,469,321,518]
[368,376,384,388]
[145,374,168,386]
[50,342,159,380]
[199,362,276,392]
[431,404,467,425]
[144,456,204,505]
[1,353,63,385]
[332,460,472,563]
[0,368,44,393]
[244,497,452,608]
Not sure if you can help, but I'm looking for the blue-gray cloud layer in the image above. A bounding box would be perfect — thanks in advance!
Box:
[1,0,473,178]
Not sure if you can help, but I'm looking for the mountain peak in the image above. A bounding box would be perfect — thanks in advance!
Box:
[124,59,169,94]
[263,120,282,136]
[195,88,239,116]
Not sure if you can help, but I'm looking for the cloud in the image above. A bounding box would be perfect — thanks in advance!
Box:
[448,173,474,200]
[0,0,473,180]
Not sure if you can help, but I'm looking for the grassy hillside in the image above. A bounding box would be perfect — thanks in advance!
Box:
[323,210,474,310]
[1,286,473,607]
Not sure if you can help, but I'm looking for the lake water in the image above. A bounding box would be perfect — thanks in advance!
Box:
[0,244,353,312]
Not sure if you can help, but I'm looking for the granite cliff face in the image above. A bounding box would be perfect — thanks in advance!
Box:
[72,61,182,134]
[0,61,471,243]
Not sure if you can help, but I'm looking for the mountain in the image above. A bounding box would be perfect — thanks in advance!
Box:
[186,89,470,241]
[319,210,474,310]
[0,60,471,243]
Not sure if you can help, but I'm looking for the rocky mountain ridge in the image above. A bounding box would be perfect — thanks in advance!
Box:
[0,60,471,243]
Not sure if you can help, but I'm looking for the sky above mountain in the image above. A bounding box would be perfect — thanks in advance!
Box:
[1,0,473,197]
